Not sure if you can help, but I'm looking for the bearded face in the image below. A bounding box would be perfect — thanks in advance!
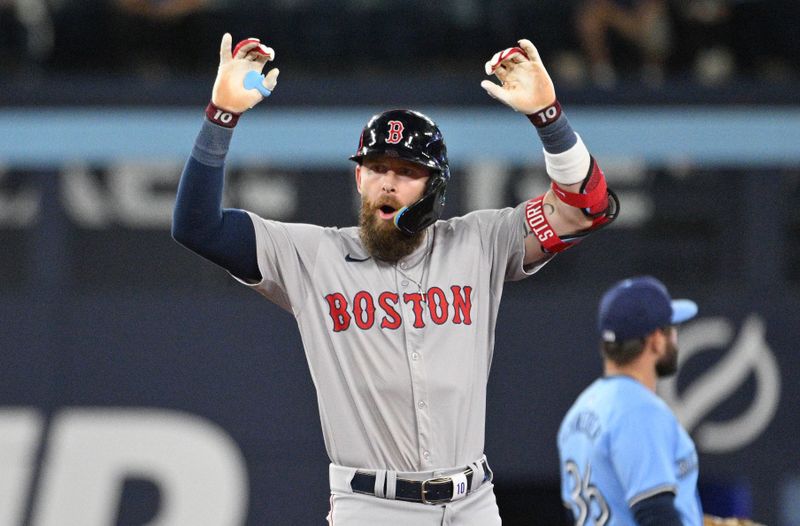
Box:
[359,195,425,262]
[655,337,679,378]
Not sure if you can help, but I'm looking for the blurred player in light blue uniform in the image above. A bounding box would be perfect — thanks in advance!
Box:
[557,276,703,525]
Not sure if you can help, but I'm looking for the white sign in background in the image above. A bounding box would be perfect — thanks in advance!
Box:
[0,408,248,526]
[660,315,781,454]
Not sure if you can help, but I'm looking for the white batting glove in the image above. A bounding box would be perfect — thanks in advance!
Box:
[480,39,557,115]
[211,33,279,113]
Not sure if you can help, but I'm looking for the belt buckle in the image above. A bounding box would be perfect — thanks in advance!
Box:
[420,477,452,505]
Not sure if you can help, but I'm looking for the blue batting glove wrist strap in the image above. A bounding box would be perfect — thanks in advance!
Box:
[244,71,272,97]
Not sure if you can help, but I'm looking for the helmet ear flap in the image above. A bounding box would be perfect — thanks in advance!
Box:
[394,175,447,235]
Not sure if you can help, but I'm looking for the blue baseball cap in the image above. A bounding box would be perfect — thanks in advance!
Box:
[598,276,698,343]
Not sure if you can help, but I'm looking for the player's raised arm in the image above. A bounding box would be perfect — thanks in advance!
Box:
[481,38,618,265]
[171,33,280,282]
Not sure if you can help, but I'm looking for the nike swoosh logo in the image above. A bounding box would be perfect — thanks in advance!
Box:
[345,254,370,262]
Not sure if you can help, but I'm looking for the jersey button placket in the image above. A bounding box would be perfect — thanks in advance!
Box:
[410,342,432,466]
[396,265,433,467]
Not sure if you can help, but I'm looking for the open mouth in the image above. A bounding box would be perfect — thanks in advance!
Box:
[378,205,397,220]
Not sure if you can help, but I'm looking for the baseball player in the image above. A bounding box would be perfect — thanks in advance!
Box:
[557,276,702,525]
[173,33,618,525]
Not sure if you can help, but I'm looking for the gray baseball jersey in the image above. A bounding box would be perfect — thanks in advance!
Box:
[238,203,544,472]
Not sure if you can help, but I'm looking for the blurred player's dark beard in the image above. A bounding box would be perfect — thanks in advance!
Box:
[656,341,679,378]
[359,197,424,263]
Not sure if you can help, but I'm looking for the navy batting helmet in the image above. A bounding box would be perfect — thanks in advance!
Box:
[350,109,450,235]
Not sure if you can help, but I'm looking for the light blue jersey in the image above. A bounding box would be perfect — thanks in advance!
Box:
[557,376,702,525]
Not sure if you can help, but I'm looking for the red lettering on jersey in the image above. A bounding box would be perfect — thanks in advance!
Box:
[353,291,375,330]
[451,285,472,325]
[427,287,449,325]
[402,292,426,328]
[386,121,405,144]
[325,285,473,332]
[325,293,351,332]
[378,292,401,330]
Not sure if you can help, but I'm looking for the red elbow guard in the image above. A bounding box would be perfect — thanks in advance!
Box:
[526,158,620,254]
[550,157,609,216]
[550,156,618,232]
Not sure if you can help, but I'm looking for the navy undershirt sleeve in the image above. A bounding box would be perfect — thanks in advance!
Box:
[171,119,261,282]
[631,492,683,526]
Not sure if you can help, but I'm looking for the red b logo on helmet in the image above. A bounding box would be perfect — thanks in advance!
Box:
[386,121,405,144]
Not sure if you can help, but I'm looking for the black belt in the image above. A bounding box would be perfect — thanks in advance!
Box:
[350,459,493,505]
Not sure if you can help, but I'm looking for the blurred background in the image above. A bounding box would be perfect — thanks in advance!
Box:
[1,0,799,524]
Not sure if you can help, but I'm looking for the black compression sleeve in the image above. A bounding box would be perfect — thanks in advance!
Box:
[631,492,683,526]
